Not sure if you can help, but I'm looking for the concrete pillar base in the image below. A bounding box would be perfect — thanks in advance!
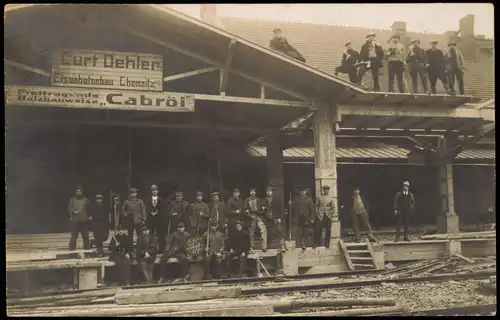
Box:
[329,220,341,247]
[437,212,460,234]
[77,267,99,290]
[445,239,462,256]
[282,248,299,276]
[370,244,385,270]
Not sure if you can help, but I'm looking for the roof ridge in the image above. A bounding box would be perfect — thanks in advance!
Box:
[220,16,447,38]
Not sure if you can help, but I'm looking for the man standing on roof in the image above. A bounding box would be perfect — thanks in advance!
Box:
[269,27,306,63]
[335,41,360,83]
[426,41,451,95]
[68,185,92,251]
[444,41,466,96]
[406,40,429,94]
[386,34,405,93]
[357,33,385,92]
[393,181,416,242]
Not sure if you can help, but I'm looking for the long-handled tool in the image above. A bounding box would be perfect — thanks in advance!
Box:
[250,248,271,277]
[288,192,293,242]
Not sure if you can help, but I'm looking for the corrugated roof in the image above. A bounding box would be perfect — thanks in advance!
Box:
[247,146,495,161]
[221,17,494,100]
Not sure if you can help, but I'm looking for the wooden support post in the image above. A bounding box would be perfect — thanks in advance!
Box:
[127,129,133,190]
[436,136,459,234]
[266,130,285,253]
[313,103,340,247]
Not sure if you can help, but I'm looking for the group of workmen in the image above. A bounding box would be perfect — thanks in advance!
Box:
[269,28,466,95]
[67,181,416,284]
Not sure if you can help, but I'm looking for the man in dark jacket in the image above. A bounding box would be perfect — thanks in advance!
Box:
[269,27,306,63]
[121,188,147,244]
[146,184,164,240]
[201,220,225,280]
[136,224,158,284]
[209,192,227,235]
[68,185,92,251]
[226,188,244,237]
[393,181,416,242]
[262,186,285,251]
[314,185,334,248]
[386,34,406,93]
[357,33,385,91]
[166,191,190,240]
[159,222,191,283]
[189,191,211,236]
[349,187,378,243]
[225,221,250,278]
[426,41,450,94]
[108,230,133,286]
[406,40,429,94]
[335,41,360,83]
[244,188,267,251]
[292,188,315,249]
[90,194,109,256]
[444,41,466,95]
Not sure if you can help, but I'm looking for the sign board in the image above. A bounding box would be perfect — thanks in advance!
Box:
[5,85,195,112]
[51,49,164,92]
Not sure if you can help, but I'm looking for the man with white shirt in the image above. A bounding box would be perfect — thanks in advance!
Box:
[146,185,165,251]
[357,33,385,91]
[393,181,416,242]
[386,34,405,93]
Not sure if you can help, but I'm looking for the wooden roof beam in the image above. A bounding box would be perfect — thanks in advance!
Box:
[220,39,237,96]
[452,122,495,158]
[116,24,311,102]
[338,104,485,119]
[163,67,219,83]
[193,94,311,108]
[4,59,51,77]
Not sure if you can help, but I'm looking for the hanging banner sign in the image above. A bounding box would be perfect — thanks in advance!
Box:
[5,85,195,112]
[51,49,164,92]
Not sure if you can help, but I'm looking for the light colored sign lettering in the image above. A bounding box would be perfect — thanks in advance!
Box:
[51,49,164,92]
[5,85,194,112]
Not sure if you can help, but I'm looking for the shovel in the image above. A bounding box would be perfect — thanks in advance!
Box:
[250,248,271,277]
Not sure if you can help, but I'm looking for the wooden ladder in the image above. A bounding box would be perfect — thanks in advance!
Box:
[339,239,378,271]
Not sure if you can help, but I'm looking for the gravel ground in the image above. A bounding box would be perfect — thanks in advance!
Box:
[243,279,496,312]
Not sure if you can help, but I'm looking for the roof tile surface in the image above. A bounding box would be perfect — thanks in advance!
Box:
[221,17,494,100]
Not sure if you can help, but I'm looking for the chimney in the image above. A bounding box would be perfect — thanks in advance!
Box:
[391,21,407,36]
[200,4,226,30]
[459,14,475,39]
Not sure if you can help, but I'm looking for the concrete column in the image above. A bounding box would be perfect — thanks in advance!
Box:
[313,103,340,247]
[436,136,459,234]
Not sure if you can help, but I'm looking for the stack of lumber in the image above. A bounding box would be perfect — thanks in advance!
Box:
[420,231,496,241]
[7,281,404,317]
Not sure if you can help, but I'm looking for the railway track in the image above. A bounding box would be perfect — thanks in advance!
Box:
[379,304,497,316]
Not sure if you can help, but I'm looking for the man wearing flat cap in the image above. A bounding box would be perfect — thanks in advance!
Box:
[68,185,92,251]
[314,185,335,248]
[201,220,226,280]
[426,40,451,94]
[226,188,245,238]
[444,40,466,95]
[269,27,306,63]
[244,188,267,251]
[189,191,210,236]
[166,191,190,245]
[292,187,315,249]
[349,187,378,243]
[90,194,110,256]
[121,187,147,244]
[393,181,416,242]
[146,184,164,241]
[136,223,158,284]
[209,191,227,233]
[406,39,429,94]
[358,33,385,91]
[159,222,191,283]
[262,186,285,251]
[225,220,250,278]
[335,41,360,83]
[386,34,406,93]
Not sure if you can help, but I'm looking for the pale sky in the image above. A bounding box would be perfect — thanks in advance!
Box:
[168,3,494,38]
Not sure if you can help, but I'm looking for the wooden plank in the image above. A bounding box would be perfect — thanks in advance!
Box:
[339,240,355,271]
[161,306,274,317]
[4,59,52,77]
[114,287,242,305]
[163,67,218,82]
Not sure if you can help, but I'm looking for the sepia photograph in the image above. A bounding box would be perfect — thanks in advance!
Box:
[5,3,495,316]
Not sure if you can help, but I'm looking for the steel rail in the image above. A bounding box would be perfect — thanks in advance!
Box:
[240,270,496,296]
[379,304,497,316]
